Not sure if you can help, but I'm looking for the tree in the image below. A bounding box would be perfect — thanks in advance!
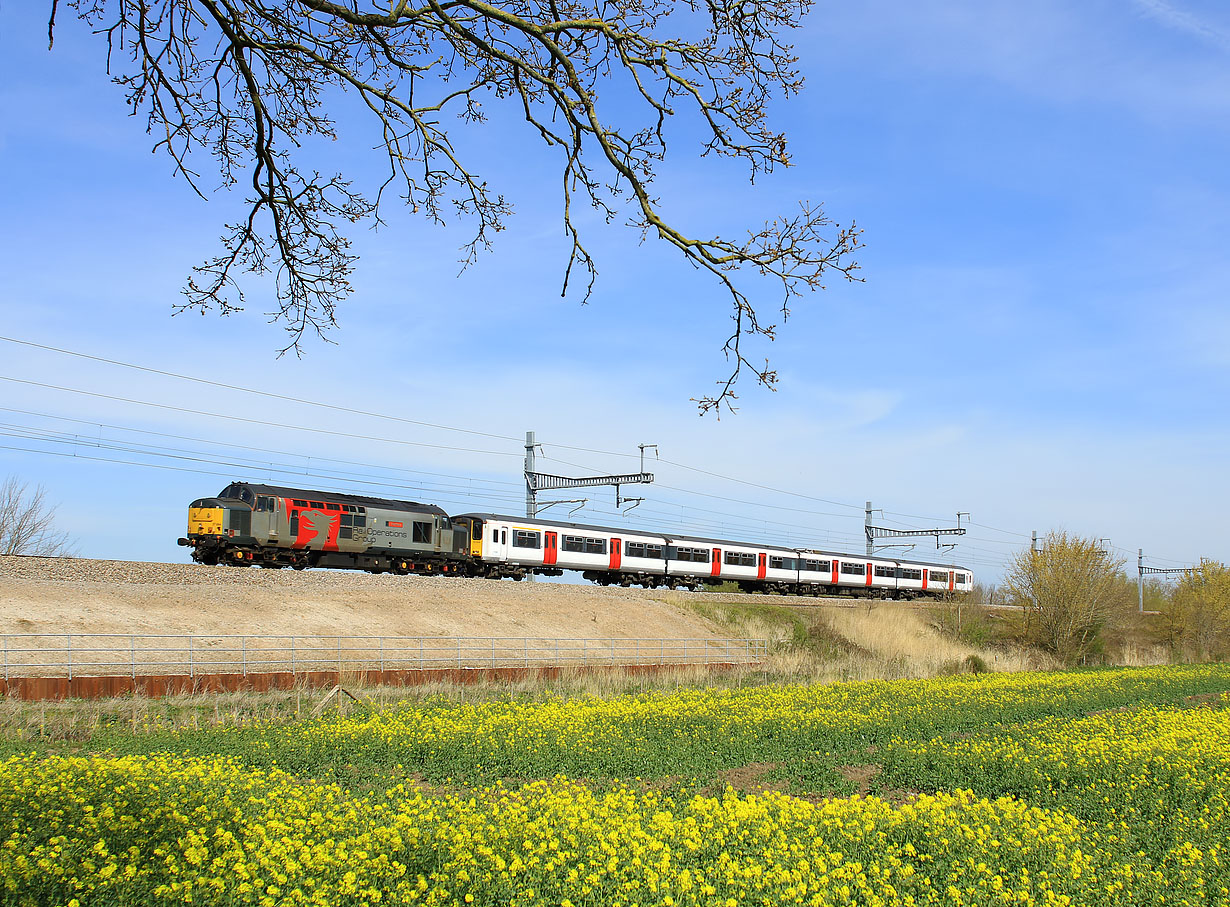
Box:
[49,0,862,413]
[1158,559,1230,661]
[1002,531,1132,664]
[0,476,77,557]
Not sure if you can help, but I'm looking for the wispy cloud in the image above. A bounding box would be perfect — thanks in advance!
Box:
[1130,0,1230,52]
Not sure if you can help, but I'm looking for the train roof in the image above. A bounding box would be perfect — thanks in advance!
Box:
[222,482,447,516]
[454,513,971,572]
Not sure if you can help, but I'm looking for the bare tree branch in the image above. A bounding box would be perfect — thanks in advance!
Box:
[0,476,78,558]
[54,0,862,410]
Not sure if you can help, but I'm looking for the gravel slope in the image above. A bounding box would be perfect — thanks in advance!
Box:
[0,556,727,641]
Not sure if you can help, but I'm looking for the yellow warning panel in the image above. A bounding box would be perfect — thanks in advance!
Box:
[188,506,224,536]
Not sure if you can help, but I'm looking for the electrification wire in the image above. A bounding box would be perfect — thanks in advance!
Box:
[0,407,524,490]
[0,336,1029,565]
[2,336,1013,539]
[0,376,520,459]
[0,335,523,444]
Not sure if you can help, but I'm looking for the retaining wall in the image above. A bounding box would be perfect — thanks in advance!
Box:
[0,662,750,701]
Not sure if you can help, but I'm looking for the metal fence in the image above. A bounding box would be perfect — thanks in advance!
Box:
[0,634,769,680]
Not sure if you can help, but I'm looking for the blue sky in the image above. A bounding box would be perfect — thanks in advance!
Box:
[1,0,1227,580]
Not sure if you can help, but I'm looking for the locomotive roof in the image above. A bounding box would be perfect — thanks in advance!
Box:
[222,482,447,516]
[454,513,971,572]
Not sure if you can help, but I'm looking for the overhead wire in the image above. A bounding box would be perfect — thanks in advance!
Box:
[0,335,1041,569]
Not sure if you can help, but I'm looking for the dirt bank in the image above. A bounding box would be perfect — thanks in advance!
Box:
[0,556,727,640]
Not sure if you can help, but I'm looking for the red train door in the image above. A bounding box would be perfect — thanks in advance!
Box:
[544,531,558,566]
[949,573,955,593]
[866,563,873,587]
[610,538,622,571]
[711,548,722,577]
[757,553,767,580]
[831,561,839,585]
[922,570,929,592]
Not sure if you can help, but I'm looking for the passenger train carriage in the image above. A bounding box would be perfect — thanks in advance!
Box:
[180,484,972,597]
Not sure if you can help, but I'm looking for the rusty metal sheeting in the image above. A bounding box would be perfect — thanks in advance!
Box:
[0,663,747,701]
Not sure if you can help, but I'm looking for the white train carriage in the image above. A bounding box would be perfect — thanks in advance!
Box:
[453,512,973,595]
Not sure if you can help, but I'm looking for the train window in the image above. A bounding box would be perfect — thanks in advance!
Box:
[955,573,967,583]
[584,538,607,554]
[326,503,340,511]
[513,530,540,549]
[563,535,584,553]
[645,544,663,558]
[492,530,499,543]
[693,548,710,564]
[724,551,755,567]
[874,566,896,578]
[502,530,507,545]
[625,542,646,558]
[341,513,353,527]
[770,556,796,570]
[339,527,352,540]
[803,559,830,572]
[930,571,948,583]
[840,562,866,576]
[900,568,922,580]
[413,521,432,544]
[358,507,366,514]
[293,499,308,508]
[354,515,366,528]
[310,501,324,509]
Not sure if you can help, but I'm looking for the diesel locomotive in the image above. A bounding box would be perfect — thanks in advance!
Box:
[180,481,974,597]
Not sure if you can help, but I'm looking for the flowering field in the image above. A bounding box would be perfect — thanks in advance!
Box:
[2,665,1229,906]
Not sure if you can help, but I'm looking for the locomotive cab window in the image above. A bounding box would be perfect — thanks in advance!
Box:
[513,530,541,549]
[412,521,433,544]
